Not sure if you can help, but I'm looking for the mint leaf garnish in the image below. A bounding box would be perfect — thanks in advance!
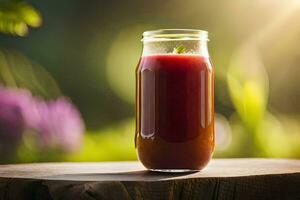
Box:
[173,45,186,54]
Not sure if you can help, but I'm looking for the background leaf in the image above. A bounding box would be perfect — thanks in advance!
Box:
[0,1,41,36]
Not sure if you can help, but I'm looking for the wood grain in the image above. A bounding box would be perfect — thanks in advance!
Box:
[0,159,299,200]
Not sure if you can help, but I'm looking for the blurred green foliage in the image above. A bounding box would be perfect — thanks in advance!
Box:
[15,119,136,163]
[66,119,136,162]
[0,49,61,98]
[0,0,41,36]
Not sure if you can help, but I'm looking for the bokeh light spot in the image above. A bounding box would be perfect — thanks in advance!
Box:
[106,24,155,104]
[215,113,232,152]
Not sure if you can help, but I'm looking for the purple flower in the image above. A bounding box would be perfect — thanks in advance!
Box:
[0,87,29,155]
[34,98,84,152]
[0,87,40,129]
[0,86,84,154]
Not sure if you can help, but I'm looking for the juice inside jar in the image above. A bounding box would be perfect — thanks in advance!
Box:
[136,54,214,170]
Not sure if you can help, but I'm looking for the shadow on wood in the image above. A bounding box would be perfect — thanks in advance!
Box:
[45,170,198,181]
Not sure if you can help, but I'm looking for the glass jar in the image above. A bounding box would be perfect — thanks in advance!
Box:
[135,29,214,172]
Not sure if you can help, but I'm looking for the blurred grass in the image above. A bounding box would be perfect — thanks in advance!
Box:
[65,118,136,161]
[16,118,137,163]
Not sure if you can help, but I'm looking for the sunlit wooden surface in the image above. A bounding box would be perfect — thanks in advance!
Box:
[0,159,299,199]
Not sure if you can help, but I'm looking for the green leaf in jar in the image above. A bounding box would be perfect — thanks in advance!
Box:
[173,45,186,54]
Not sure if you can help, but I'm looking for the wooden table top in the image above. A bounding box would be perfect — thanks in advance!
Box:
[0,158,299,181]
[0,159,299,200]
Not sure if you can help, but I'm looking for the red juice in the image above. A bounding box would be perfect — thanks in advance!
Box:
[135,54,214,170]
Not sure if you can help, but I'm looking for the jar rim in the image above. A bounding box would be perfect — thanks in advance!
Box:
[142,29,209,42]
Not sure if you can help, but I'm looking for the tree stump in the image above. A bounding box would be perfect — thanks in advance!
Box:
[0,159,299,200]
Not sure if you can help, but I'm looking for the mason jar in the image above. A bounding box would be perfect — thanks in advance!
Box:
[135,29,214,172]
